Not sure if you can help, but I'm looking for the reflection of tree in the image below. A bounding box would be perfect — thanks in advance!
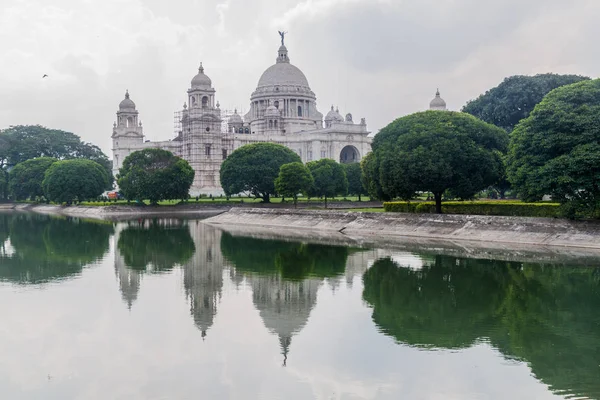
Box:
[0,214,114,284]
[117,219,195,272]
[220,233,348,280]
[363,256,600,399]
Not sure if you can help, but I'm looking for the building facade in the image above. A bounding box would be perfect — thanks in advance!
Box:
[112,35,372,195]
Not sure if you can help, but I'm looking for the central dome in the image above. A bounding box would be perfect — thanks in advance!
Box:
[257,63,310,89]
[256,44,311,90]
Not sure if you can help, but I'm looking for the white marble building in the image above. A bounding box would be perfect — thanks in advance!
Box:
[112,34,372,196]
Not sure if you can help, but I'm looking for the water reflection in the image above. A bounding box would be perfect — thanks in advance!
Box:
[0,213,113,284]
[363,255,600,399]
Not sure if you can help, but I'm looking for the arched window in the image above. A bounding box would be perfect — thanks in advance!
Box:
[205,145,211,156]
[202,96,208,108]
[274,120,278,128]
[274,100,279,109]
[269,120,273,128]
[297,106,303,117]
[245,128,249,134]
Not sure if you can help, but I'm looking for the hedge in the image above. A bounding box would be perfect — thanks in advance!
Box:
[383,201,560,217]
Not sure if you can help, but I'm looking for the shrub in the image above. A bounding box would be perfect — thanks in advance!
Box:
[384,201,560,218]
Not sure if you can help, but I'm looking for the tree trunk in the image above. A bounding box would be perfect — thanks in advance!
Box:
[358,193,362,202]
[263,193,270,203]
[324,196,328,209]
[434,192,443,214]
[293,195,297,209]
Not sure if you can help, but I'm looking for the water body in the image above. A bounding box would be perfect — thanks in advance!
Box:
[0,213,599,400]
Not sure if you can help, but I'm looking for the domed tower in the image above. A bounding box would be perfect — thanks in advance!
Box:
[180,63,224,192]
[112,90,144,177]
[324,105,344,128]
[227,109,244,133]
[429,89,447,111]
[245,34,324,134]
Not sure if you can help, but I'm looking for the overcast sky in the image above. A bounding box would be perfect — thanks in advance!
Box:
[1,0,598,156]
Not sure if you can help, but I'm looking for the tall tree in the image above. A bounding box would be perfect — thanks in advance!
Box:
[220,143,301,203]
[0,125,113,188]
[117,149,195,205]
[8,157,57,200]
[462,73,589,132]
[275,162,314,208]
[306,158,348,208]
[506,79,600,218]
[43,159,109,205]
[370,111,508,213]
[343,162,368,201]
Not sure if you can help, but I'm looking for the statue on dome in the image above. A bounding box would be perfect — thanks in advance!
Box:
[278,31,287,46]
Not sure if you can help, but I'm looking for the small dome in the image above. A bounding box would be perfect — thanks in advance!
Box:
[119,90,136,111]
[430,89,447,110]
[324,105,344,122]
[229,109,243,124]
[265,104,280,117]
[191,63,212,89]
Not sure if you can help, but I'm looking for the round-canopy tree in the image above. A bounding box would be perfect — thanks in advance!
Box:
[220,143,301,203]
[370,111,508,213]
[43,159,109,205]
[462,74,589,132]
[306,158,348,208]
[343,162,368,201]
[507,79,600,218]
[8,157,57,200]
[117,149,195,204]
[0,125,114,188]
[275,162,314,208]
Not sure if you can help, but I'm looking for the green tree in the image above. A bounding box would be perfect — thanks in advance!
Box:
[220,143,301,203]
[8,157,57,200]
[117,220,195,272]
[462,73,589,132]
[0,125,113,188]
[117,149,195,205]
[343,162,368,201]
[360,152,391,201]
[0,170,7,201]
[274,162,313,208]
[42,159,109,205]
[306,158,348,208]
[371,111,508,213]
[506,79,600,218]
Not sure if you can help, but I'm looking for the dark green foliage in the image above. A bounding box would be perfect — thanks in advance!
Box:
[0,125,113,188]
[43,159,109,204]
[507,79,600,218]
[360,152,390,201]
[117,220,195,272]
[117,149,195,204]
[8,157,57,200]
[275,162,313,207]
[0,214,114,284]
[462,74,590,131]
[343,162,368,201]
[370,111,509,213]
[220,143,301,203]
[383,201,560,217]
[220,233,349,280]
[306,158,348,207]
[363,255,600,399]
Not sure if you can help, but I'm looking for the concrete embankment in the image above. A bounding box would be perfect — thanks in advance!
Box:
[0,203,225,220]
[204,208,600,250]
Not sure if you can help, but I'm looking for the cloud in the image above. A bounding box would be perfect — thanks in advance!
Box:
[0,0,598,157]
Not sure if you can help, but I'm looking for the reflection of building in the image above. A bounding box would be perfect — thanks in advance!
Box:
[247,274,322,366]
[113,224,142,310]
[112,33,372,195]
[182,222,226,338]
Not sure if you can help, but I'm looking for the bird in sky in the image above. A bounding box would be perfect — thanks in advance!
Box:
[42,74,48,78]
